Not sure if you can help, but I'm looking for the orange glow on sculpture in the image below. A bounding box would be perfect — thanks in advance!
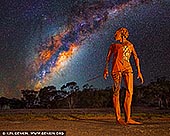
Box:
[104,28,144,125]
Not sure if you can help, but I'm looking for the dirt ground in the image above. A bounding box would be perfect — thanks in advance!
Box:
[0,107,170,136]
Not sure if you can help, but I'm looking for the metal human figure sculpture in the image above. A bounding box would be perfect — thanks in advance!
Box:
[103,28,144,125]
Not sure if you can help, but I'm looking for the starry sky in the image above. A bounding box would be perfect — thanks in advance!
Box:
[0,0,170,98]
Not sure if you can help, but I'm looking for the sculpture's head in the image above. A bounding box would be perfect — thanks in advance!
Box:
[114,27,129,41]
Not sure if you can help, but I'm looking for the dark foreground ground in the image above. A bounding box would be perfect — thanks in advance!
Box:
[0,107,170,136]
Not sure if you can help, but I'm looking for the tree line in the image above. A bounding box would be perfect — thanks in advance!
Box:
[0,77,170,109]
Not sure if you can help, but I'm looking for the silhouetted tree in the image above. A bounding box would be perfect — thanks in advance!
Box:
[61,81,79,108]
[10,98,25,109]
[76,85,112,108]
[0,97,10,109]
[132,77,170,108]
[38,86,59,108]
[21,90,38,108]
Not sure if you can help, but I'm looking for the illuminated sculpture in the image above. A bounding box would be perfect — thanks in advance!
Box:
[103,28,144,125]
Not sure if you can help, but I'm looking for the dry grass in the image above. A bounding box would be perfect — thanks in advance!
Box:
[0,109,170,121]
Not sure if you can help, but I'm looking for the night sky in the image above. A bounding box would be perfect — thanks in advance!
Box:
[0,0,170,98]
